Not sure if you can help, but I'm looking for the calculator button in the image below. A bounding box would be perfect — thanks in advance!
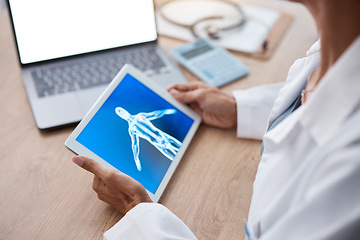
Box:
[202,70,214,79]
[172,38,249,87]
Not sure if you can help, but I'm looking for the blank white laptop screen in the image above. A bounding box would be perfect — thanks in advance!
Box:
[8,0,158,64]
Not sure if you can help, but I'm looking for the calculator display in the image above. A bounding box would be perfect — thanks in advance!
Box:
[181,45,213,59]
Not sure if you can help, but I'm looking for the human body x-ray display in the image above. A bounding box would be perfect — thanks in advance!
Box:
[115,107,181,171]
[76,74,194,194]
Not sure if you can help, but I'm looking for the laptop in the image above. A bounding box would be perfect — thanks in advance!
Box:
[6,0,187,129]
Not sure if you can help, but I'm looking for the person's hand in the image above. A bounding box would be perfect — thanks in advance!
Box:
[167,82,237,128]
[72,156,152,214]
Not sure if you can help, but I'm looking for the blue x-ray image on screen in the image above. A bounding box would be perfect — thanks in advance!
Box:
[76,74,194,194]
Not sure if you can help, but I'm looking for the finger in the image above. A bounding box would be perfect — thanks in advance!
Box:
[167,82,208,92]
[73,156,107,178]
[169,87,207,104]
[167,83,197,92]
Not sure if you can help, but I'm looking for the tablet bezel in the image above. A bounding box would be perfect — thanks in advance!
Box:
[65,64,201,202]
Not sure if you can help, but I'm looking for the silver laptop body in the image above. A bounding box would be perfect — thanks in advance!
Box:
[7,0,186,129]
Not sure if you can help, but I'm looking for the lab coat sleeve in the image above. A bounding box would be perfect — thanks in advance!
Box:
[233,83,284,140]
[103,203,197,240]
[260,144,360,240]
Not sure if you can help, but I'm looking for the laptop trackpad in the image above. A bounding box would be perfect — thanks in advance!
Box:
[77,86,107,115]
[32,93,83,129]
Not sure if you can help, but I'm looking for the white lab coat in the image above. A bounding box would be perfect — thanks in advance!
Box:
[104,37,360,240]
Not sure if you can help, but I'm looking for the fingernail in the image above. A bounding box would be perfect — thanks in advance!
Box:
[170,89,179,95]
[73,156,84,166]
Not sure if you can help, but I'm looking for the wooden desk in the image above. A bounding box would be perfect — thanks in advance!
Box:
[0,1,317,239]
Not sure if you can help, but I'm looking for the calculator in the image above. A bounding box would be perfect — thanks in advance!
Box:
[171,38,249,87]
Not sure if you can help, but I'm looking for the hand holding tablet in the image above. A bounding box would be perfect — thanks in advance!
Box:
[72,155,152,214]
[66,65,201,202]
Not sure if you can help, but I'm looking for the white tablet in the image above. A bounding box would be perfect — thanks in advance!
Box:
[65,64,201,202]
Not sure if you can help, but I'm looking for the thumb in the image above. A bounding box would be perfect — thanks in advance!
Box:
[73,156,106,178]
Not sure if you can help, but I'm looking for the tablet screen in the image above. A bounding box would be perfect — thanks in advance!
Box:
[76,74,194,194]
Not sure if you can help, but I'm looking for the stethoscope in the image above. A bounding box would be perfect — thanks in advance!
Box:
[158,0,269,52]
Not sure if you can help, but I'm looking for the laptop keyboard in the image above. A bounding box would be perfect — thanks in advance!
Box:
[31,47,168,98]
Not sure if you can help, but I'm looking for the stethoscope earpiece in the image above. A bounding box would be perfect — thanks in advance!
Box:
[205,24,220,39]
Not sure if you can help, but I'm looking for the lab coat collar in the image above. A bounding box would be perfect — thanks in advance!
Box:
[299,36,360,145]
[266,37,360,146]
[306,39,320,56]
[267,41,321,129]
